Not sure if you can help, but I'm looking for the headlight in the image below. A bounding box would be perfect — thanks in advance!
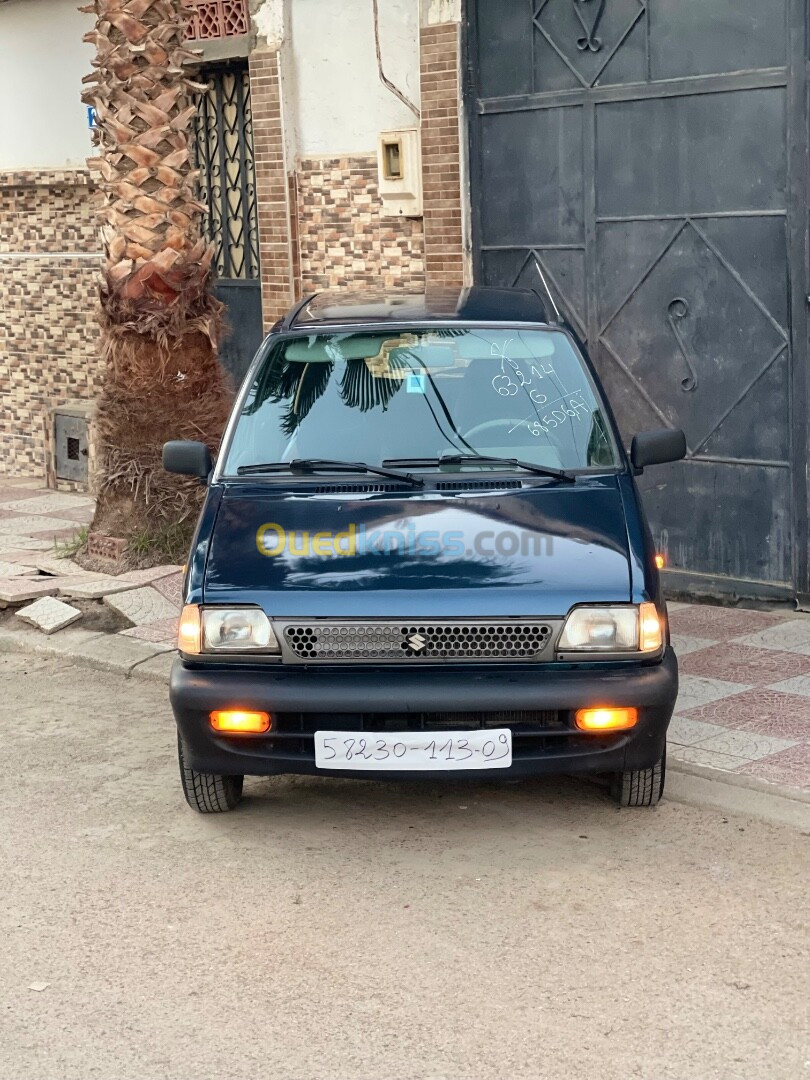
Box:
[177,605,279,654]
[203,608,278,651]
[558,603,662,653]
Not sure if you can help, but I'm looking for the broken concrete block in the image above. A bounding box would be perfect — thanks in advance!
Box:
[16,596,82,634]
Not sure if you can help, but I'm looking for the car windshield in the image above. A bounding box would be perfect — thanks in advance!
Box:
[221,328,619,475]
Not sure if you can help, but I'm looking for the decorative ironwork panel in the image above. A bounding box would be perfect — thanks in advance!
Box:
[467,0,805,592]
[194,63,259,281]
[188,0,249,40]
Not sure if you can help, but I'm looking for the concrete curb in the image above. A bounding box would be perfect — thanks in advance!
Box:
[0,623,175,683]
[1,624,808,828]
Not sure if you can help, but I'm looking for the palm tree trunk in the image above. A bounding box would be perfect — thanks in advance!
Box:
[81,0,231,551]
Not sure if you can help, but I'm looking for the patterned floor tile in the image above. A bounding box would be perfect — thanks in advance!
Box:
[668,746,748,769]
[152,571,183,608]
[0,515,79,535]
[0,560,38,578]
[0,494,93,514]
[0,537,54,552]
[676,674,751,712]
[767,673,810,699]
[731,618,810,654]
[736,744,810,788]
[119,617,178,647]
[120,565,183,587]
[670,632,718,656]
[104,586,180,625]
[0,578,59,602]
[668,715,731,746]
[678,687,810,739]
[669,606,790,641]
[43,506,94,524]
[692,729,797,761]
[680,643,810,685]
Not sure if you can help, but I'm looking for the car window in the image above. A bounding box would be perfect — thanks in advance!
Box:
[222,328,619,473]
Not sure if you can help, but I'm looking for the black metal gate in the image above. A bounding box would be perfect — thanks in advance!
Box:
[466,0,809,601]
[195,61,263,384]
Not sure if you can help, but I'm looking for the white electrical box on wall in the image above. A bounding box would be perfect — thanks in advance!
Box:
[377,128,423,218]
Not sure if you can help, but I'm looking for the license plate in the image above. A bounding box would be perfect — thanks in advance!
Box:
[314,729,512,771]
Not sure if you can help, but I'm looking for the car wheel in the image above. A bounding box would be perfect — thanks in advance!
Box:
[610,746,666,807]
[177,735,244,813]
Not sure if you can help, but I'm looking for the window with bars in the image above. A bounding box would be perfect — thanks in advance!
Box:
[194,63,260,282]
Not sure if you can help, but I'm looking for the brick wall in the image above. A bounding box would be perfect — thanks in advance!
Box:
[248,48,295,328]
[0,170,103,477]
[419,20,465,287]
[296,155,425,294]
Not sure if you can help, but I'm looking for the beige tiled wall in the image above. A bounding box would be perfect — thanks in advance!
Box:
[296,155,425,294]
[0,170,103,477]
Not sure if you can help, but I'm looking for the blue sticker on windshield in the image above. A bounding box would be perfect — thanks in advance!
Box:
[406,373,426,394]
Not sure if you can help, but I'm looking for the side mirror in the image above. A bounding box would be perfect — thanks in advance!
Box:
[630,429,686,471]
[163,440,213,480]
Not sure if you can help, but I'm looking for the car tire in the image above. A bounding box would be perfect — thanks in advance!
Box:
[177,735,244,813]
[610,747,666,807]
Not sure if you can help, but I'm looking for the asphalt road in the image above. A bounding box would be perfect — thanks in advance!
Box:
[1,652,808,1080]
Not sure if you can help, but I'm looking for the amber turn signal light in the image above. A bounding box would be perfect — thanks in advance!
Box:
[639,602,663,652]
[210,710,272,734]
[575,707,638,732]
[654,553,665,569]
[177,604,201,654]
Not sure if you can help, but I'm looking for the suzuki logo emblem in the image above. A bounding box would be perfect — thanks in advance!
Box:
[407,632,426,652]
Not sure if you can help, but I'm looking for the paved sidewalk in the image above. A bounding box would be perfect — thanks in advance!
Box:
[670,602,810,790]
[0,480,808,796]
[0,478,182,647]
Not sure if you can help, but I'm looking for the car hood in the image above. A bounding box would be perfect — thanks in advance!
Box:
[203,477,632,617]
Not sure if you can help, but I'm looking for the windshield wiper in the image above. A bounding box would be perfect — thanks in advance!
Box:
[236,458,424,487]
[383,454,574,482]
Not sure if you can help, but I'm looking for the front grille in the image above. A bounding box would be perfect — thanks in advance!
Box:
[282,621,553,661]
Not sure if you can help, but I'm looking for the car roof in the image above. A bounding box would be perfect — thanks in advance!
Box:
[283,286,551,329]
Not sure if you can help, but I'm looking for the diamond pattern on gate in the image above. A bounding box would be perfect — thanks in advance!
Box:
[188,0,249,39]
[533,0,645,88]
[600,220,788,454]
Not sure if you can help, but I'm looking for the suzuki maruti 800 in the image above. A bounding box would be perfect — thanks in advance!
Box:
[165,288,685,812]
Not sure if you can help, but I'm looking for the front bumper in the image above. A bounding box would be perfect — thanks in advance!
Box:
[170,648,678,780]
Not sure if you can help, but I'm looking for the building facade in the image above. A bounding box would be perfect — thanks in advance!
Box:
[1,0,809,603]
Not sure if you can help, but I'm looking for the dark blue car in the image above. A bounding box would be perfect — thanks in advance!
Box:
[165,287,685,813]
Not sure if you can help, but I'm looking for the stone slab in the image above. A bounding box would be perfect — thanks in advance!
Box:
[34,557,89,577]
[16,596,83,635]
[57,577,140,600]
[104,586,180,626]
[0,578,60,603]
[0,560,40,579]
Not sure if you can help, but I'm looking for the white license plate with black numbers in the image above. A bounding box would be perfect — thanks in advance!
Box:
[314,729,512,771]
